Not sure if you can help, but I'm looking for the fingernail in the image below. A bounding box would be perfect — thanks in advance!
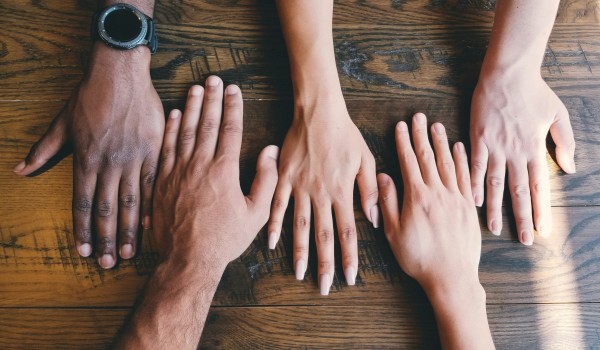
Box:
[344,267,356,286]
[225,84,240,95]
[120,244,134,259]
[265,145,279,160]
[170,109,181,119]
[99,254,115,269]
[295,259,306,280]
[490,219,501,236]
[474,193,482,207]
[570,159,577,173]
[206,76,220,87]
[268,231,278,250]
[319,273,331,296]
[521,231,533,246]
[370,205,380,229]
[456,142,465,153]
[13,160,26,173]
[189,85,203,96]
[78,243,92,257]
[143,216,151,230]
[414,112,426,124]
[433,123,445,134]
[397,121,408,131]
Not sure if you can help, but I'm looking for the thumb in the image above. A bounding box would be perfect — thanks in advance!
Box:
[14,116,68,176]
[247,145,280,225]
[549,103,576,174]
[357,151,379,228]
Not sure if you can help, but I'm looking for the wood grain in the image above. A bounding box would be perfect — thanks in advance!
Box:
[1,0,600,348]
[1,1,599,101]
[1,303,599,349]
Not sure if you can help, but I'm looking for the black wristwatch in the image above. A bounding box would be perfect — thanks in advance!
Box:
[91,3,158,54]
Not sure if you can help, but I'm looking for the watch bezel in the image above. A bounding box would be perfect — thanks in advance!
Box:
[97,3,148,50]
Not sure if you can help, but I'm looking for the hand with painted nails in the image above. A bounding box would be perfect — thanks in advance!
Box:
[273,0,379,295]
[115,78,279,349]
[378,113,494,349]
[268,97,378,295]
[471,0,575,245]
[13,44,164,268]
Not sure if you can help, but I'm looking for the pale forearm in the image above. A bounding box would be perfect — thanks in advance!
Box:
[427,281,495,350]
[483,0,560,75]
[276,0,342,103]
[114,259,225,350]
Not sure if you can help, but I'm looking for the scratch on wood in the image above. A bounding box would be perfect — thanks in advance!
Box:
[579,41,593,73]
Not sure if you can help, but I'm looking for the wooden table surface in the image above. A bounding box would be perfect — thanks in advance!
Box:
[1,0,600,348]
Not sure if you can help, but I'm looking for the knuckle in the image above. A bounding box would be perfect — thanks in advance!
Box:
[221,122,242,136]
[294,216,308,230]
[472,160,486,172]
[317,228,333,243]
[97,200,114,217]
[440,160,455,171]
[120,194,138,209]
[340,226,356,242]
[273,198,286,210]
[200,120,219,134]
[99,236,115,251]
[531,180,544,194]
[77,228,92,242]
[179,127,197,143]
[318,261,332,271]
[512,184,530,198]
[294,245,308,256]
[418,149,434,162]
[73,198,92,214]
[120,228,136,243]
[143,167,157,187]
[487,176,504,188]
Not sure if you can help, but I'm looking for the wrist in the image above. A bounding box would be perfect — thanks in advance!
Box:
[155,253,226,290]
[88,42,152,75]
[424,276,486,315]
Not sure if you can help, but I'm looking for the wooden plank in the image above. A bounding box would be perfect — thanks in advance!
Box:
[1,2,599,101]
[1,204,600,307]
[2,99,599,208]
[1,303,599,349]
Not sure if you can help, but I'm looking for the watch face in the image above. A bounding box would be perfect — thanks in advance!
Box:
[98,4,148,49]
[105,8,142,42]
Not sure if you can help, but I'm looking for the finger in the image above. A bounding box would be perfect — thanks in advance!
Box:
[485,155,505,236]
[177,85,204,160]
[159,109,182,178]
[313,200,335,296]
[333,197,358,286]
[412,113,440,185]
[195,75,223,160]
[14,115,67,175]
[292,194,311,281]
[395,121,423,187]
[94,173,121,269]
[507,160,534,246]
[140,151,159,230]
[247,145,280,229]
[528,158,552,237]
[376,173,400,241]
[431,123,458,190]
[118,170,141,259]
[357,150,379,229]
[453,142,473,200]
[267,181,292,249]
[470,139,488,207]
[550,104,576,174]
[72,163,97,258]
[215,84,243,161]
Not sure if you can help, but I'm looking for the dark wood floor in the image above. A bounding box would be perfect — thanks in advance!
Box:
[1,0,600,348]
